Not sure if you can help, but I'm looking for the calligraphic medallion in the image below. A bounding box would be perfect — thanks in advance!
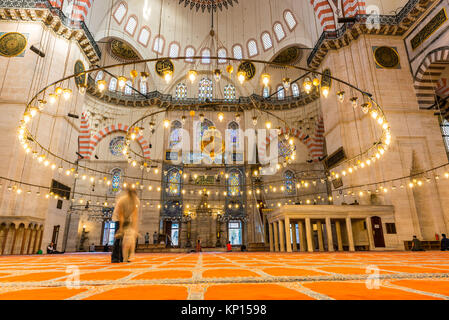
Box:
[155,59,175,78]
[237,61,256,81]
[0,32,27,57]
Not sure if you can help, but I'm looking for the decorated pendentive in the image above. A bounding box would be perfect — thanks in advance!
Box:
[0,32,27,57]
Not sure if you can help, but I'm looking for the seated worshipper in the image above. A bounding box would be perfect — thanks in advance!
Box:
[411,236,425,251]
[441,234,449,251]
[47,242,64,254]
[89,243,95,252]
[226,241,232,252]
[114,187,140,263]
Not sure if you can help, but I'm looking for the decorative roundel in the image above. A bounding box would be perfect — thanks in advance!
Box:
[109,39,139,61]
[237,61,256,81]
[201,127,226,159]
[109,136,126,156]
[374,46,400,69]
[0,32,27,57]
[272,46,303,67]
[155,59,174,78]
[74,60,87,88]
[321,68,332,88]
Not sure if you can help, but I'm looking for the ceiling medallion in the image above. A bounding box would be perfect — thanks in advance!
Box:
[0,32,27,57]
[271,46,303,68]
[74,60,87,88]
[109,39,139,62]
[237,61,256,81]
[374,46,400,69]
[178,0,239,13]
[155,59,175,78]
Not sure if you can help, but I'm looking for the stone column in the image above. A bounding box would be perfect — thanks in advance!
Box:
[273,221,279,252]
[335,220,343,251]
[278,220,285,252]
[346,217,355,252]
[1,228,9,255]
[325,217,334,252]
[317,221,324,252]
[37,229,43,253]
[284,217,292,253]
[27,229,34,255]
[298,221,306,252]
[32,228,39,254]
[365,217,375,250]
[20,228,28,255]
[291,222,298,252]
[305,218,314,252]
[268,222,274,252]
[10,227,18,255]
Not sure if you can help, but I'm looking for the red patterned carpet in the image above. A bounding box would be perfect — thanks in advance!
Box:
[0,252,448,300]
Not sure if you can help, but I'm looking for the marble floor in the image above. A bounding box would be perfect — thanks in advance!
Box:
[0,251,448,300]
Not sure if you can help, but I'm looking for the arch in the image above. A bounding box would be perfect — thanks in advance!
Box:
[227,168,243,196]
[169,120,183,149]
[78,112,91,159]
[413,47,449,109]
[310,0,336,31]
[86,124,151,160]
[343,0,366,17]
[259,116,325,162]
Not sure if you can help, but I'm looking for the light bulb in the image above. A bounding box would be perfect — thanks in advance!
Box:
[282,77,291,91]
[140,72,149,83]
[130,69,138,79]
[261,73,270,87]
[49,94,57,104]
[23,112,31,123]
[213,69,222,82]
[312,77,321,87]
[252,116,258,126]
[337,91,345,103]
[188,70,198,83]
[55,87,63,95]
[163,70,173,84]
[235,114,241,123]
[29,107,38,117]
[265,121,272,129]
[371,110,378,120]
[303,77,313,93]
[218,113,224,122]
[164,119,170,128]
[181,116,186,125]
[350,97,358,108]
[37,99,46,110]
[321,86,330,98]
[97,80,107,92]
[78,84,87,95]
[118,76,127,89]
[237,71,246,84]
[63,88,72,100]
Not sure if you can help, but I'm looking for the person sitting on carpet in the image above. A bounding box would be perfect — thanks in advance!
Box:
[411,235,424,251]
[47,242,64,254]
[89,243,95,252]
[441,234,449,251]
[113,187,140,263]
[226,241,232,252]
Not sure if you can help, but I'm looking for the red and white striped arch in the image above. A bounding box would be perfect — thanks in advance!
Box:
[436,78,449,98]
[310,0,337,31]
[259,117,326,162]
[72,0,94,21]
[343,0,366,17]
[78,117,151,160]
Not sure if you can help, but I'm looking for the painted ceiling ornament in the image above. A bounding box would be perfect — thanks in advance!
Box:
[108,39,139,62]
[178,0,238,13]
[0,32,27,57]
[271,46,303,68]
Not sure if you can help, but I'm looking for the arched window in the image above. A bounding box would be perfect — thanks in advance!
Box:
[284,170,296,195]
[228,121,239,147]
[198,78,213,100]
[261,32,273,50]
[124,80,133,95]
[169,120,182,149]
[113,2,127,24]
[167,168,181,196]
[175,83,187,100]
[292,83,300,97]
[140,81,147,95]
[224,84,236,101]
[227,169,242,196]
[284,10,297,30]
[153,36,164,54]
[233,44,243,59]
[185,46,195,63]
[247,39,258,57]
[201,48,211,64]
[277,85,285,100]
[197,119,214,144]
[443,120,449,151]
[218,48,227,64]
[125,16,137,36]
[273,22,286,41]
[95,71,104,83]
[109,78,117,91]
[169,42,180,58]
[110,168,123,194]
[138,27,151,47]
[263,86,270,98]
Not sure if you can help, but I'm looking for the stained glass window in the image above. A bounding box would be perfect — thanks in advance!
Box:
[109,78,117,91]
[109,136,125,156]
[248,40,258,57]
[175,83,187,100]
[218,48,227,64]
[224,85,236,101]
[167,169,181,196]
[202,48,211,64]
[199,78,213,101]
[284,11,297,30]
[169,42,180,58]
[261,32,273,50]
[228,121,239,147]
[263,86,270,98]
[124,80,133,95]
[110,168,122,194]
[274,22,286,41]
[140,81,147,95]
[279,138,293,159]
[284,170,296,195]
[277,85,285,100]
[169,121,182,149]
[228,170,241,196]
[95,71,104,83]
[443,120,449,152]
[292,83,300,97]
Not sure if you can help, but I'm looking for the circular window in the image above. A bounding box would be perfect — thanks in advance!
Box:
[109,136,125,156]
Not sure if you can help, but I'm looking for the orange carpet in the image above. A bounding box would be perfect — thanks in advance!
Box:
[0,252,448,300]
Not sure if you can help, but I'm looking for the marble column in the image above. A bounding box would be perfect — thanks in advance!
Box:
[279,220,285,252]
[10,227,18,255]
[317,221,324,252]
[291,222,298,252]
[325,217,334,252]
[1,228,9,255]
[268,222,274,252]
[20,228,28,255]
[298,221,306,252]
[284,217,292,253]
[365,217,375,250]
[346,217,355,252]
[27,229,34,255]
[305,218,314,252]
[273,221,279,252]
[37,229,43,253]
[335,220,343,251]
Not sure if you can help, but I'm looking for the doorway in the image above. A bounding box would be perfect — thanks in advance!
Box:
[371,216,385,248]
[52,226,60,250]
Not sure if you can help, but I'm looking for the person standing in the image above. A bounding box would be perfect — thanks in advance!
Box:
[441,234,449,251]
[411,235,424,251]
[114,187,140,263]
[196,239,202,252]
[153,231,158,244]
[145,232,150,245]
